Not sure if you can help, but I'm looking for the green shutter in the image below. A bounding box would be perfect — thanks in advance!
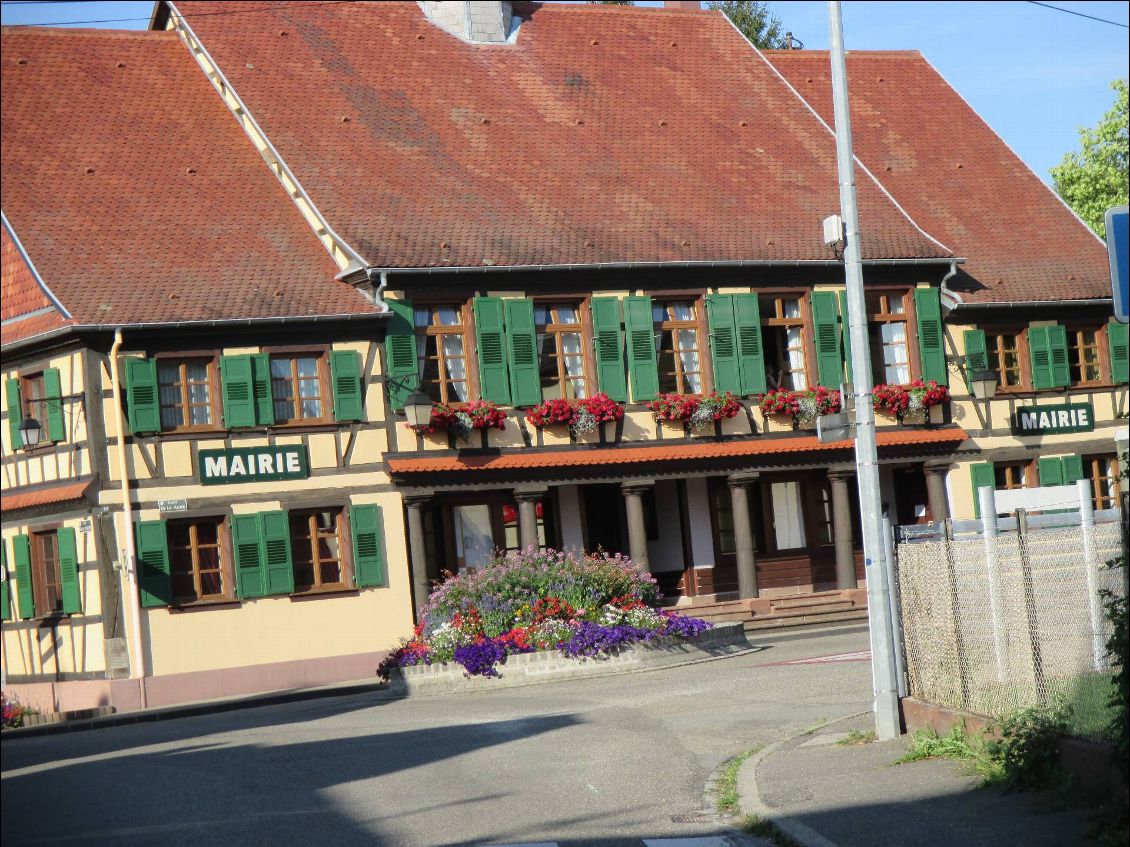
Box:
[350,504,386,588]
[504,299,542,407]
[232,513,265,599]
[13,534,34,619]
[136,520,172,607]
[590,297,627,402]
[57,526,81,615]
[1062,454,1084,485]
[220,355,257,429]
[914,287,947,385]
[1109,321,1129,384]
[6,378,22,450]
[1037,456,1066,487]
[734,294,767,395]
[963,329,989,388]
[1,540,11,621]
[624,296,659,401]
[473,296,511,405]
[705,294,741,394]
[385,298,420,412]
[811,291,844,388]
[970,462,995,519]
[329,350,364,422]
[1047,324,1070,387]
[43,367,65,442]
[124,357,160,434]
[250,354,275,426]
[1028,327,1054,390]
[838,291,853,383]
[258,511,294,596]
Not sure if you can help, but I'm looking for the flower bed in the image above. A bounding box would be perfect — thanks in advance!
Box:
[408,400,507,438]
[525,393,624,436]
[872,380,949,418]
[646,392,742,429]
[759,386,842,424]
[378,549,711,679]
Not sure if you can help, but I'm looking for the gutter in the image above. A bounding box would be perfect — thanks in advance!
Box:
[950,298,1113,311]
[376,257,964,276]
[109,329,147,709]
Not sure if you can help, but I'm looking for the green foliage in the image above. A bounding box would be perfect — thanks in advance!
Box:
[707,1,789,49]
[836,729,877,746]
[1050,79,1129,238]
[986,705,1070,791]
[742,814,802,846]
[896,723,1006,785]
[713,748,759,814]
[1099,449,1128,778]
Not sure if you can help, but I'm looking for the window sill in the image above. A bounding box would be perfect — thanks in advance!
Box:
[289,586,359,601]
[18,442,63,457]
[166,598,241,613]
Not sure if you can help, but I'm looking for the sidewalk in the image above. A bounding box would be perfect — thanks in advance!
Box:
[737,713,1091,847]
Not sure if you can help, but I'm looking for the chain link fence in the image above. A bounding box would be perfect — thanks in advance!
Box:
[897,518,1123,737]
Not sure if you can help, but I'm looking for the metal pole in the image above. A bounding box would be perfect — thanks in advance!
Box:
[979,485,1008,683]
[882,515,907,698]
[828,1,900,740]
[1077,478,1106,671]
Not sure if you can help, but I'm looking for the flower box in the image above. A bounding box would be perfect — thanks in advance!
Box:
[526,393,624,440]
[408,400,507,441]
[872,380,949,424]
[758,386,842,427]
[646,391,742,431]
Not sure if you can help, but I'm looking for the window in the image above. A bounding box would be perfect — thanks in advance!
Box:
[501,498,550,553]
[866,293,910,384]
[760,296,808,390]
[290,509,346,590]
[31,530,62,616]
[994,462,1031,491]
[535,302,590,400]
[415,304,470,404]
[270,354,326,424]
[1084,454,1121,511]
[988,331,1024,388]
[1068,328,1103,385]
[20,373,49,431]
[653,300,705,394]
[769,480,807,550]
[168,517,228,602]
[157,358,216,431]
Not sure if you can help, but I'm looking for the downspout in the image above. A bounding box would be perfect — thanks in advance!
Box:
[939,260,961,311]
[109,329,147,708]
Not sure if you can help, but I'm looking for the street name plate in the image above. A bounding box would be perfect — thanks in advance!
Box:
[158,499,188,512]
[1012,402,1095,435]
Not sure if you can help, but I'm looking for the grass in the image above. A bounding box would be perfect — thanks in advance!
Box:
[895,723,1006,786]
[836,729,877,746]
[713,747,760,815]
[801,717,829,735]
[741,814,802,846]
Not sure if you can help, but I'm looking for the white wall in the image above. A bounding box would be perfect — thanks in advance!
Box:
[685,476,716,569]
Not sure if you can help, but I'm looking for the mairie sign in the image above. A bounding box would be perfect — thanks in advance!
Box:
[198,446,309,485]
[1012,403,1095,436]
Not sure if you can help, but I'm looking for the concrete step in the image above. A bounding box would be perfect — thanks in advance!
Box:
[744,608,870,631]
[770,594,857,611]
[770,599,856,614]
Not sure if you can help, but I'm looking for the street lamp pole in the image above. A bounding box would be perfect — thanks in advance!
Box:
[828,0,902,740]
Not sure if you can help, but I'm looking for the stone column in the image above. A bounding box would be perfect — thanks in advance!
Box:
[828,470,858,590]
[621,481,653,567]
[924,463,950,523]
[514,489,546,551]
[404,495,432,621]
[728,472,760,599]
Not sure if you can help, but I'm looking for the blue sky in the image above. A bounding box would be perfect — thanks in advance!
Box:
[2,1,1127,184]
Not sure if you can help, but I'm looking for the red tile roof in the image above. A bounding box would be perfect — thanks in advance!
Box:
[1,225,71,344]
[0,27,373,331]
[174,1,952,269]
[0,478,95,513]
[387,427,967,474]
[765,50,1110,304]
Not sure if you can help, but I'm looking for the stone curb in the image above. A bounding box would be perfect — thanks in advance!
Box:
[735,711,871,847]
[385,621,756,697]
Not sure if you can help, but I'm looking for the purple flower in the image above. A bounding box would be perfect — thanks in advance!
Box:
[454,641,509,677]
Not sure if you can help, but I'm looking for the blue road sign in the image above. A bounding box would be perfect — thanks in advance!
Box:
[1107,206,1128,324]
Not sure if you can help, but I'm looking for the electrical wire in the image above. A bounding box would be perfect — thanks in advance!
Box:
[2,0,354,28]
[1024,1,1129,29]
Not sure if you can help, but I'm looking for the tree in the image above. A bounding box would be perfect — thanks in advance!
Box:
[1050,79,1128,239]
[707,1,789,49]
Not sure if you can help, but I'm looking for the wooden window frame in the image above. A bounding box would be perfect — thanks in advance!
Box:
[265,347,332,427]
[1065,324,1109,387]
[289,507,354,593]
[414,299,477,405]
[1083,453,1121,512]
[865,289,919,384]
[30,528,63,617]
[985,327,1030,392]
[167,516,234,604]
[759,293,813,392]
[153,354,221,433]
[653,295,710,395]
[993,460,1035,492]
[533,298,595,400]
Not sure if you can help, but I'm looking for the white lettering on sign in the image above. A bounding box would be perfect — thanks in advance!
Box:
[203,455,228,478]
[286,453,301,473]
[257,454,273,475]
[1079,407,1090,427]
[1019,411,1038,430]
[229,455,246,476]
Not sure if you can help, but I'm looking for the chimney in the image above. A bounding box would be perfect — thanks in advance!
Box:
[419,1,515,43]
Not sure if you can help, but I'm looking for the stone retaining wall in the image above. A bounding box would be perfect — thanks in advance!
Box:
[384,622,752,696]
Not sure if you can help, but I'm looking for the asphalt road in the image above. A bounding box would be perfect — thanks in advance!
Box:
[1,623,873,847]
